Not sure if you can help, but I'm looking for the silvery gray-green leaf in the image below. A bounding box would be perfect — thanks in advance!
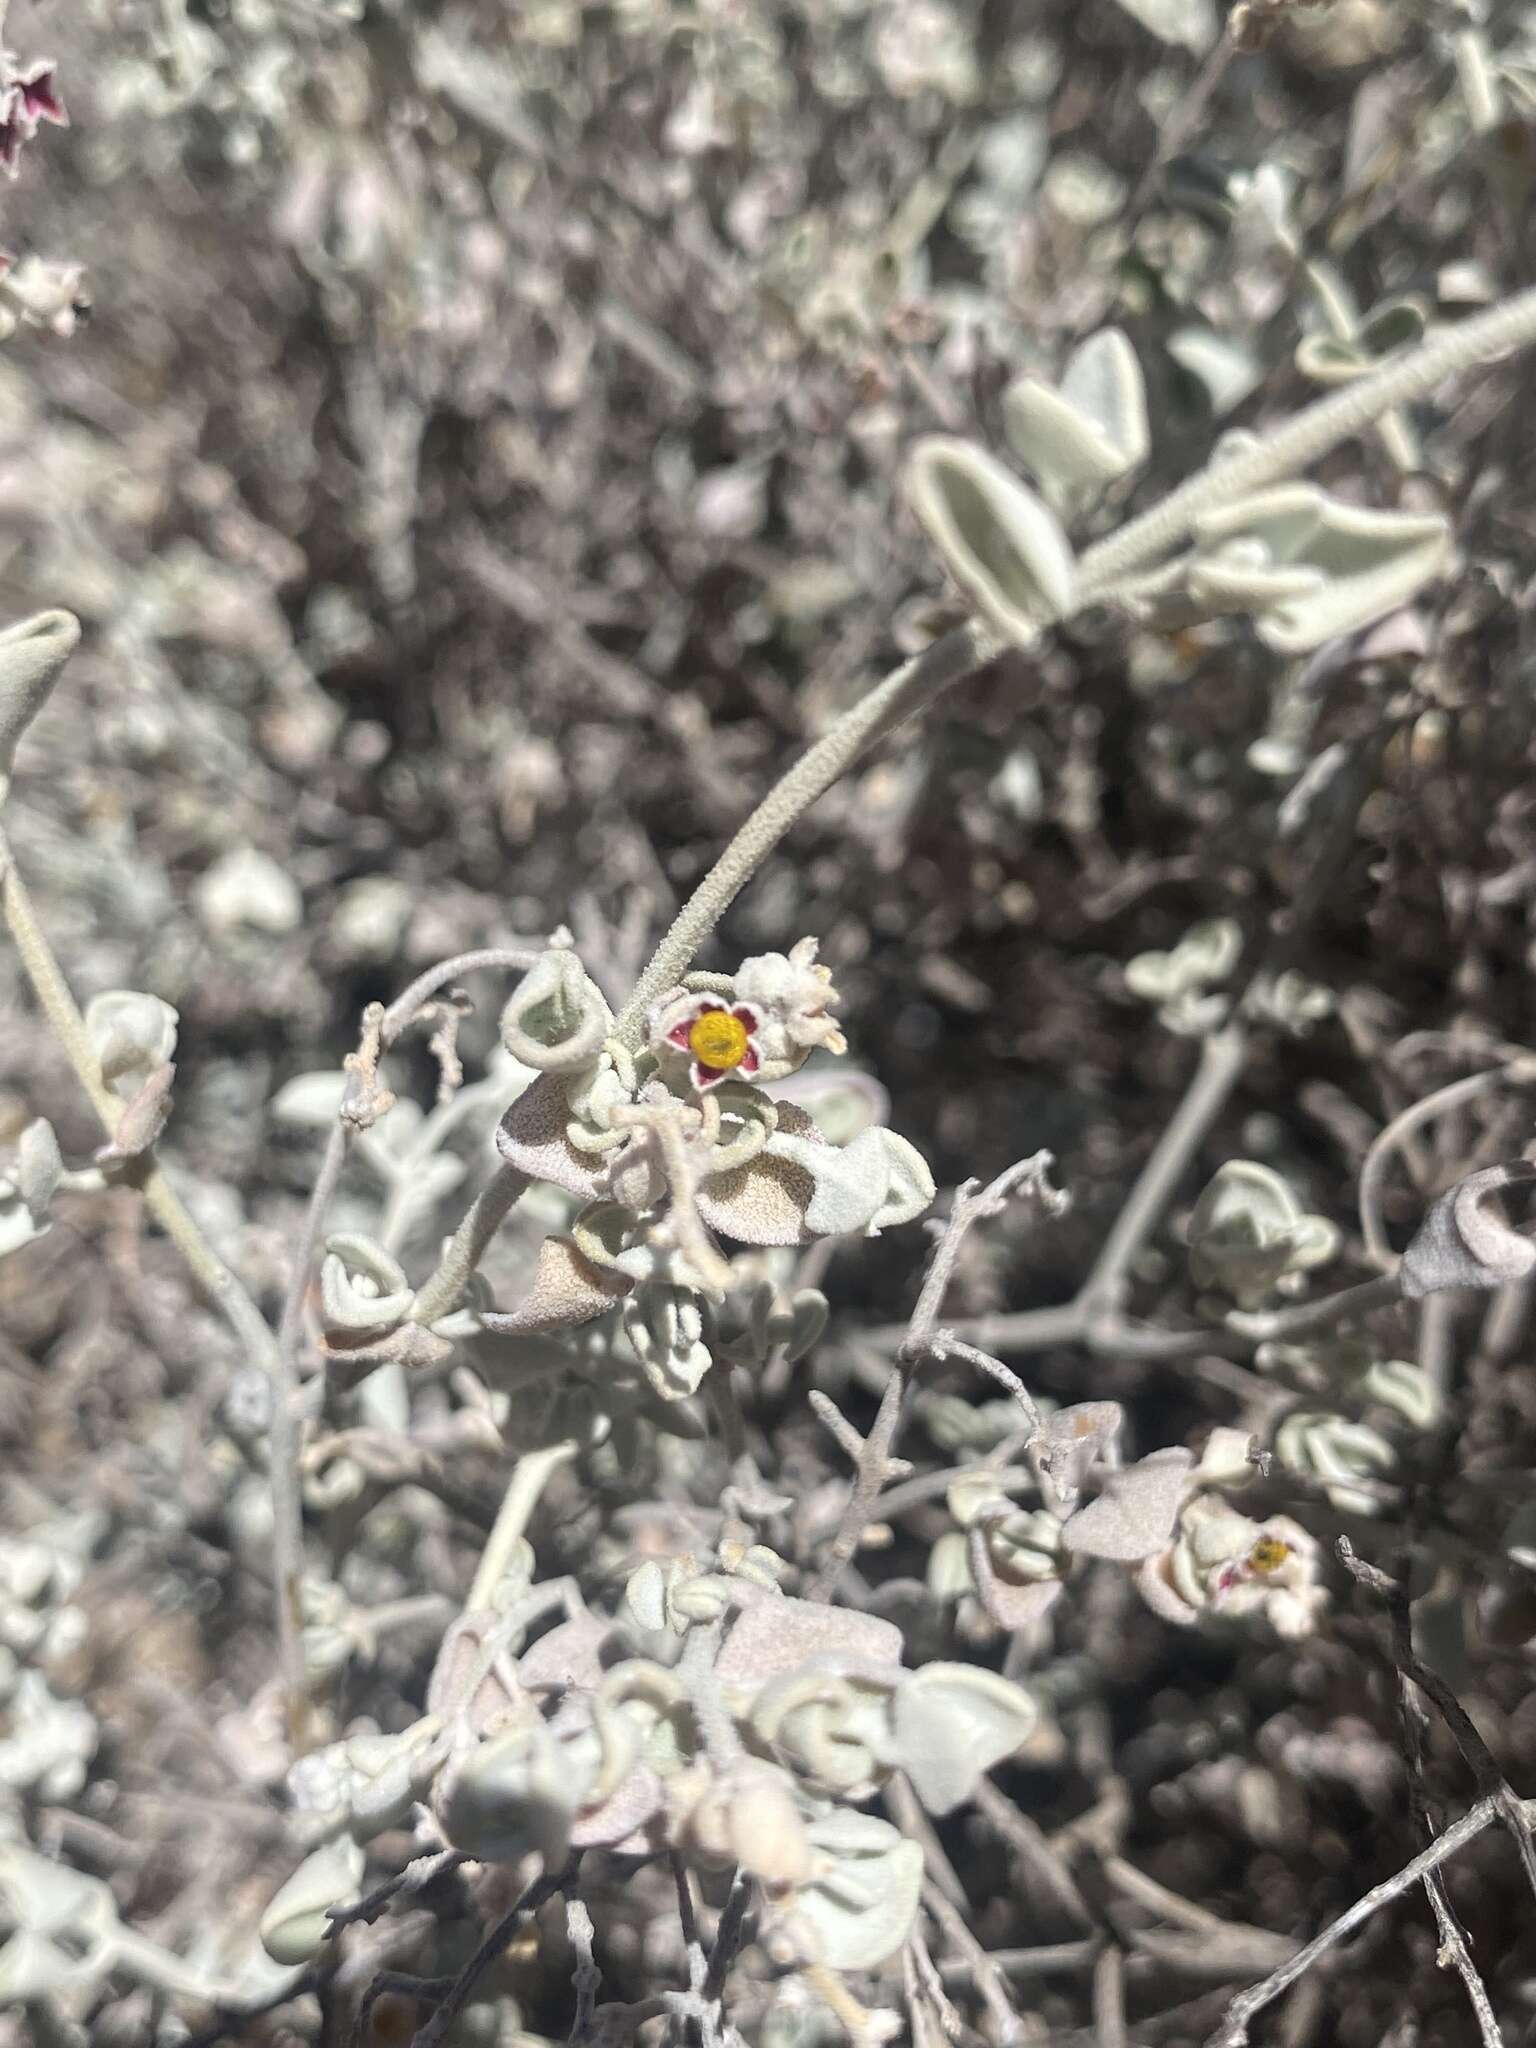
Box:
[1399,1161,1536,1298]
[1060,1446,1193,1561]
[1187,485,1452,652]
[0,610,80,779]
[1188,1159,1341,1307]
[788,1812,925,1971]
[1004,328,1149,509]
[905,436,1076,650]
[892,1663,1039,1813]
[259,1837,366,1966]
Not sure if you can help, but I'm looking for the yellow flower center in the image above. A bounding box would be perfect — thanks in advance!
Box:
[1248,1536,1292,1576]
[688,1010,750,1072]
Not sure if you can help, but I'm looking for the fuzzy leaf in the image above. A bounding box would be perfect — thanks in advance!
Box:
[1034,1401,1124,1509]
[766,1125,936,1239]
[1189,486,1451,653]
[436,1721,585,1866]
[1188,1159,1339,1308]
[905,437,1076,650]
[794,1813,924,1971]
[695,1148,818,1247]
[893,1663,1039,1813]
[259,1837,365,1965]
[16,1120,60,1225]
[623,1282,712,1399]
[479,1228,632,1335]
[84,989,179,1099]
[1400,1162,1536,1298]
[0,610,80,776]
[714,1596,903,1690]
[1006,328,1149,505]
[1061,1446,1194,1561]
[496,1072,607,1198]
[499,946,611,1074]
[320,1234,414,1332]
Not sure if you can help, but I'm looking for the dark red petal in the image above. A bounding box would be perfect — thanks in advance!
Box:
[692,1062,727,1092]
[665,1021,694,1049]
[0,100,23,177]
[738,1045,760,1076]
[731,1004,762,1031]
[17,67,66,129]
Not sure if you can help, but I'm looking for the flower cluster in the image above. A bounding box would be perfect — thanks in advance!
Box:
[934,1405,1331,1642]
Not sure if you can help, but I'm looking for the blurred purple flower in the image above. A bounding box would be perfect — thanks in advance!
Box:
[0,56,67,180]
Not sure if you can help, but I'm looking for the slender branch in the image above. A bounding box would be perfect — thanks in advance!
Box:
[466,1439,579,1610]
[614,620,998,1043]
[805,1368,905,1601]
[1079,285,1536,594]
[925,1331,1040,1438]
[410,1161,531,1326]
[1224,1271,1403,1344]
[903,1154,1065,1357]
[381,947,541,1042]
[922,1879,1024,2048]
[1358,1060,1536,1267]
[1080,1024,1248,1319]
[1339,1540,1536,1906]
[278,950,541,1377]
[409,1865,574,2048]
[1205,1798,1507,2047]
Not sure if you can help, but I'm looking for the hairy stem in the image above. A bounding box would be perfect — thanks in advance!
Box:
[1079,285,1536,593]
[614,620,998,1043]
[410,1160,531,1326]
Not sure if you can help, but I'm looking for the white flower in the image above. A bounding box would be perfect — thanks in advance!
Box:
[732,937,847,1067]
[1138,1494,1328,1639]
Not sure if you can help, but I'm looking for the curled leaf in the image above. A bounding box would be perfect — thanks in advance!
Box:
[905,436,1076,651]
[1188,1159,1339,1309]
[320,1234,414,1333]
[499,946,611,1074]
[84,989,179,1100]
[1034,1401,1123,1510]
[623,1282,712,1400]
[495,1072,607,1199]
[0,609,80,776]
[893,1663,1039,1814]
[789,1812,924,1971]
[260,1837,365,1965]
[436,1719,585,1866]
[478,1225,632,1336]
[1188,485,1451,654]
[766,1125,936,1239]
[1400,1162,1536,1298]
